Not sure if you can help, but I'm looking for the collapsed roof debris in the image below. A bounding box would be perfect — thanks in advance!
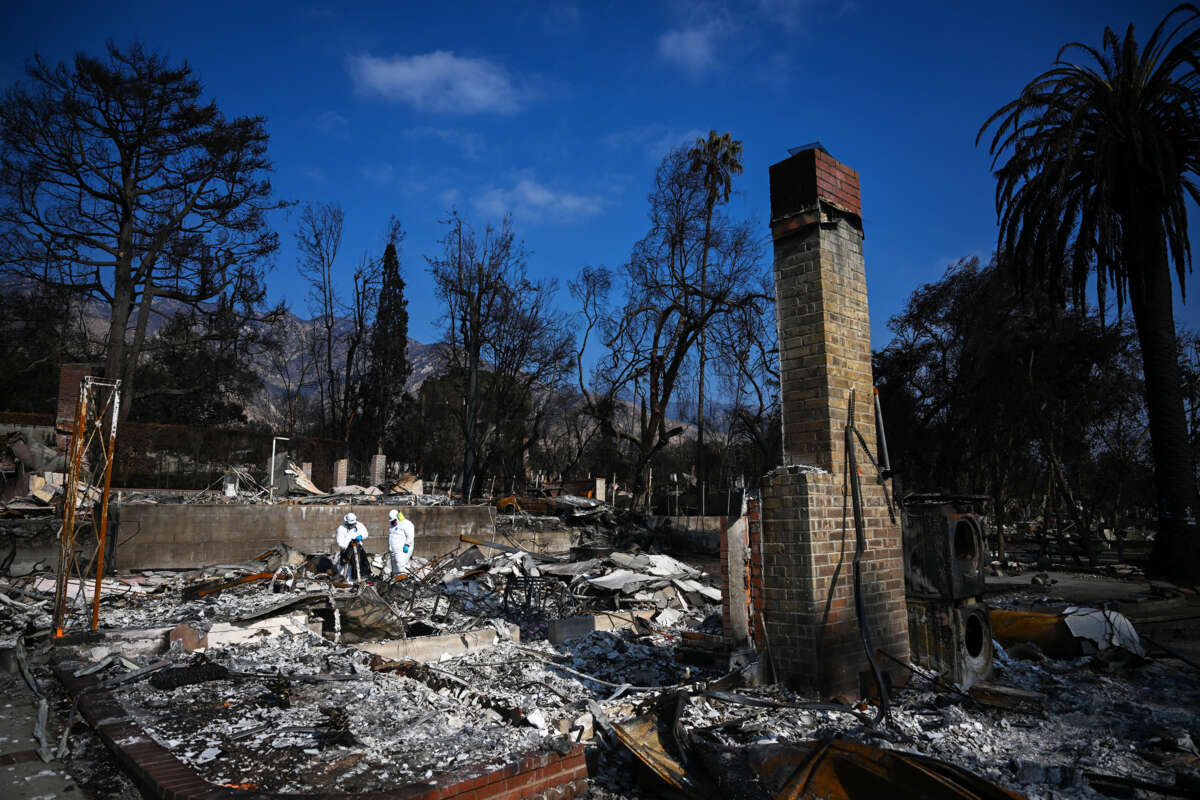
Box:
[271,458,325,497]
[1,430,65,511]
[390,472,424,495]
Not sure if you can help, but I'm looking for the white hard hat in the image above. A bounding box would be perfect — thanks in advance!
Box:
[388,509,399,521]
[344,512,357,525]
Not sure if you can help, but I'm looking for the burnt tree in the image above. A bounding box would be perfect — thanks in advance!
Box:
[0,42,283,420]
[574,147,766,508]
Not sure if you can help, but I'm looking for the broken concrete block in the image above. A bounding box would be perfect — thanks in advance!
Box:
[97,626,174,656]
[204,613,313,646]
[968,682,1047,711]
[355,627,516,663]
[547,610,655,645]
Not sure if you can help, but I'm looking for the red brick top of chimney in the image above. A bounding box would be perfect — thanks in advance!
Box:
[56,363,93,428]
[768,146,862,233]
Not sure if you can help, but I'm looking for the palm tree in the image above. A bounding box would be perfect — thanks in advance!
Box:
[689,131,744,502]
[978,4,1200,580]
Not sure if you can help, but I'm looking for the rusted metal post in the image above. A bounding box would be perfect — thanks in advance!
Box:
[52,377,91,638]
[90,387,120,632]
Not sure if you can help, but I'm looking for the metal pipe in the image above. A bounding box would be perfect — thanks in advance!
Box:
[873,386,891,476]
[846,390,890,726]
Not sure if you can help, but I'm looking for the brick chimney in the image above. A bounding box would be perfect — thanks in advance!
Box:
[754,144,909,696]
[55,363,93,457]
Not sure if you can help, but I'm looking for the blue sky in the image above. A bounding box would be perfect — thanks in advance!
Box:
[2,0,1195,349]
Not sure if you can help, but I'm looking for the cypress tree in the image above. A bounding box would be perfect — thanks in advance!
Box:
[366,237,411,455]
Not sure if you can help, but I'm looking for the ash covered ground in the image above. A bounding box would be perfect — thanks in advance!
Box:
[116,633,547,792]
[1,544,1198,800]
[91,610,1200,799]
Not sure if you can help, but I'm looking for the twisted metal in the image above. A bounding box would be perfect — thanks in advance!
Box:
[52,377,121,636]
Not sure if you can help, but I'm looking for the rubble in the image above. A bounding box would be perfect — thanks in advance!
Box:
[991,606,1147,660]
[1,524,1198,800]
[271,459,325,497]
[1,430,65,510]
[389,472,424,495]
[1061,607,1146,657]
[106,633,551,792]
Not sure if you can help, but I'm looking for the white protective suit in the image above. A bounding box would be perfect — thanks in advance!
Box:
[335,522,368,551]
[334,521,369,582]
[388,516,415,576]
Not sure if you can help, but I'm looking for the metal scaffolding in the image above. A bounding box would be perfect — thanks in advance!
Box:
[52,377,121,637]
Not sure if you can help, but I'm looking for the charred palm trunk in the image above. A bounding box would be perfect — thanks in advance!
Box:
[697,204,712,501]
[1131,246,1198,580]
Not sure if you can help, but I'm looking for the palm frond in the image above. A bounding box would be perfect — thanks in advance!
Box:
[978,3,1200,314]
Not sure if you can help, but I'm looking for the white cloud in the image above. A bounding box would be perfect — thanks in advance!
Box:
[312,110,348,132]
[604,124,706,160]
[657,25,722,73]
[661,1,825,72]
[474,178,607,224]
[403,126,484,160]
[347,51,529,114]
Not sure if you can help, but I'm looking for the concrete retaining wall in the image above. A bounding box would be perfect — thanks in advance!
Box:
[114,503,574,569]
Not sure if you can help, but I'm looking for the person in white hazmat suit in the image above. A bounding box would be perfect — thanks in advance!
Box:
[388,509,415,577]
[335,512,369,582]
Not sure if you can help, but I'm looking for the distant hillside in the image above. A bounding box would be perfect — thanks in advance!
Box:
[8,279,700,439]
[51,288,448,424]
[252,310,700,441]
[240,309,447,424]
[253,309,444,391]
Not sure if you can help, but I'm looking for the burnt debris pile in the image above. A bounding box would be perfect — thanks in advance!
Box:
[2,529,1199,800]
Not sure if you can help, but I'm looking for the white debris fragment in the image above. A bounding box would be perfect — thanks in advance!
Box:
[654,608,683,628]
[1062,607,1145,657]
[194,747,221,763]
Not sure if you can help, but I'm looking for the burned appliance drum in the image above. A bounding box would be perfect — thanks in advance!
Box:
[906,596,993,689]
[903,502,986,600]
